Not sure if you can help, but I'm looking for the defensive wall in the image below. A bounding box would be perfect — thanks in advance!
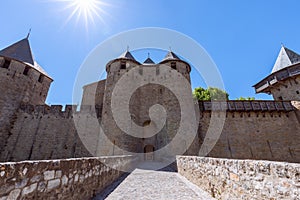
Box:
[0,155,136,200]
[177,156,300,199]
[198,100,300,163]
[0,100,299,163]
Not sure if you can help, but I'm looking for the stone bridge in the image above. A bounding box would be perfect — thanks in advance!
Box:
[0,156,299,199]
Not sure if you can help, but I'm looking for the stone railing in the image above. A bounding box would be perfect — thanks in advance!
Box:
[177,156,300,199]
[0,156,137,200]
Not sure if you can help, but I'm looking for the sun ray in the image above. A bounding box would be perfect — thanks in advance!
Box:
[56,0,111,30]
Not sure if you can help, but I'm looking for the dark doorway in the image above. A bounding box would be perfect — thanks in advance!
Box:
[144,145,155,161]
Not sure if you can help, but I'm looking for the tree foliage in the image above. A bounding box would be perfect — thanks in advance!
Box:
[193,87,229,101]
[236,97,255,100]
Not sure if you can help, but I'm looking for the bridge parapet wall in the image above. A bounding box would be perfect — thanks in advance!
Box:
[0,156,136,199]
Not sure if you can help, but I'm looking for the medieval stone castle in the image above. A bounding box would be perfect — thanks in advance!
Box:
[0,36,299,164]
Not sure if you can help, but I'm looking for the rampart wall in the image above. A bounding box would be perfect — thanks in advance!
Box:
[0,105,91,162]
[0,100,299,163]
[198,101,300,163]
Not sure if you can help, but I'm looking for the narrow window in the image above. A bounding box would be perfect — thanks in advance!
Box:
[171,62,176,70]
[2,59,10,69]
[156,67,159,75]
[38,74,44,83]
[120,61,126,69]
[139,68,143,75]
[23,66,30,75]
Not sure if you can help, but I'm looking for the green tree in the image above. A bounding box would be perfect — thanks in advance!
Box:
[236,97,255,100]
[193,87,229,101]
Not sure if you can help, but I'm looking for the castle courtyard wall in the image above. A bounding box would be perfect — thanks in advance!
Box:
[0,105,91,162]
[0,101,299,163]
[199,101,300,163]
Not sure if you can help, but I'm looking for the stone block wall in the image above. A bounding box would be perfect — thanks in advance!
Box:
[0,105,91,162]
[1,100,300,163]
[0,59,52,163]
[198,101,300,163]
[0,156,136,200]
[81,80,106,108]
[177,156,300,199]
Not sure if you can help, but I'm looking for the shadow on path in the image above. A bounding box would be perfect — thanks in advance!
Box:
[92,172,130,200]
[135,161,177,172]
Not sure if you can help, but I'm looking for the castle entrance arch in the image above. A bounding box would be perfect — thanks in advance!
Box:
[144,145,155,161]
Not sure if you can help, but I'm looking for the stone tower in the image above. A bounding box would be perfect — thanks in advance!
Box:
[254,46,300,101]
[0,37,52,155]
[81,50,196,160]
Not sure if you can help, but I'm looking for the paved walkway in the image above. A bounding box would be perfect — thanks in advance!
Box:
[95,162,215,200]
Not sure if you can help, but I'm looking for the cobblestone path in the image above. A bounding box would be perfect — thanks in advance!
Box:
[95,162,215,200]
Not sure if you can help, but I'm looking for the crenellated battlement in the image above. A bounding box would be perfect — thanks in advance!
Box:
[0,57,52,105]
[198,100,296,112]
[18,100,297,119]
[0,57,52,84]
[18,104,103,118]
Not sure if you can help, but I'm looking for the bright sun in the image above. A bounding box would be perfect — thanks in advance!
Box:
[62,0,109,28]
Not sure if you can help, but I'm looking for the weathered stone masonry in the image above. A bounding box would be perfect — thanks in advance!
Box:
[0,105,91,162]
[1,100,299,164]
[177,156,300,199]
[198,101,300,163]
[0,156,136,200]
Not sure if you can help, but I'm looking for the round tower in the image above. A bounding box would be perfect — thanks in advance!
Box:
[100,50,141,155]
[0,37,53,155]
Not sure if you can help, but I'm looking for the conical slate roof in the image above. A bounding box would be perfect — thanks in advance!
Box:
[0,37,51,79]
[143,57,155,64]
[0,38,34,65]
[272,46,300,73]
[118,50,136,61]
[161,51,180,62]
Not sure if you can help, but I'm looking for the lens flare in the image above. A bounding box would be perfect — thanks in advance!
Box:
[59,0,110,30]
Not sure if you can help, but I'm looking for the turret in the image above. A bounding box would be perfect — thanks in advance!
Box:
[106,50,140,74]
[253,46,300,101]
[0,37,53,104]
[159,51,191,82]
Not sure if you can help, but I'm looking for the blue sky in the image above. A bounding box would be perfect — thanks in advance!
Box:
[1,0,300,104]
